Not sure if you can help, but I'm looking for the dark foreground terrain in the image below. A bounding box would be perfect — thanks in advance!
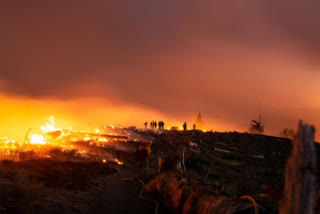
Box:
[0,130,319,214]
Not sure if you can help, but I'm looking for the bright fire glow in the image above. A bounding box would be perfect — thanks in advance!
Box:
[30,134,45,145]
[99,138,108,142]
[41,116,58,132]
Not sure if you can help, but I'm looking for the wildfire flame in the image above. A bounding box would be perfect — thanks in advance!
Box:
[30,134,45,145]
[40,116,58,133]
[0,115,129,162]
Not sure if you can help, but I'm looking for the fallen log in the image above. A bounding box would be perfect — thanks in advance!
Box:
[145,172,257,214]
[63,131,129,140]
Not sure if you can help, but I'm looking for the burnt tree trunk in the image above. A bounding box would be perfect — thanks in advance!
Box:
[279,121,317,214]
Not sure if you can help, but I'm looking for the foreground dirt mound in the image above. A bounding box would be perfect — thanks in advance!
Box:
[1,159,118,190]
[0,159,119,214]
[145,172,257,214]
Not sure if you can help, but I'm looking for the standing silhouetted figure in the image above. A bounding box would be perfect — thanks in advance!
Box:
[144,121,148,129]
[150,121,154,129]
[193,124,196,130]
[158,121,165,129]
[183,122,187,131]
[154,121,157,129]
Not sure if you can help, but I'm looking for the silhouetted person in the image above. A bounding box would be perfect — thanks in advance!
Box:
[183,122,187,131]
[150,121,154,129]
[193,124,196,130]
[144,121,148,129]
[154,121,157,129]
[158,121,165,129]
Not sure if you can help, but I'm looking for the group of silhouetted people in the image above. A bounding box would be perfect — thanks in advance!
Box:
[183,122,196,131]
[184,122,197,131]
[144,121,197,131]
[144,121,165,130]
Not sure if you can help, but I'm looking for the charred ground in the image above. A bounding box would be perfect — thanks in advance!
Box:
[0,130,319,214]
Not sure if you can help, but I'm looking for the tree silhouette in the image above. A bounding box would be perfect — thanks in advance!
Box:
[279,128,295,139]
[194,112,204,130]
[249,115,264,134]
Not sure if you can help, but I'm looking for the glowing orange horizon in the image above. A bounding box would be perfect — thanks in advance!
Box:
[0,93,319,142]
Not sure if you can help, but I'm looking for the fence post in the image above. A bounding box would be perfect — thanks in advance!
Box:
[279,121,317,214]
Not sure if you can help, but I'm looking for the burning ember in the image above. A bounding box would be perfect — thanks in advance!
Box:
[114,158,123,165]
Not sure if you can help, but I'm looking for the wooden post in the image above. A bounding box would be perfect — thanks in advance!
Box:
[279,121,317,214]
[182,147,186,174]
[157,157,162,173]
[146,157,149,169]
[203,160,214,184]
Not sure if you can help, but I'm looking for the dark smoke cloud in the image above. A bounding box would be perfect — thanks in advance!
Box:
[0,0,320,138]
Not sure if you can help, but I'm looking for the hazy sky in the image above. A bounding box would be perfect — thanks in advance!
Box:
[0,1,320,140]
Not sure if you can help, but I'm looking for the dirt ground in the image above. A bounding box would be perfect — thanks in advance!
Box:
[87,130,320,214]
[89,167,172,214]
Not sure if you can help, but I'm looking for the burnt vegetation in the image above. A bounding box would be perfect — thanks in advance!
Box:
[132,130,320,214]
[0,130,319,214]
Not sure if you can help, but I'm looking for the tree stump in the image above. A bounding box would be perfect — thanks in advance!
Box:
[279,121,317,214]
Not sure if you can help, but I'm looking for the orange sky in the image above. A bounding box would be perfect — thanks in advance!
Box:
[0,1,319,141]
